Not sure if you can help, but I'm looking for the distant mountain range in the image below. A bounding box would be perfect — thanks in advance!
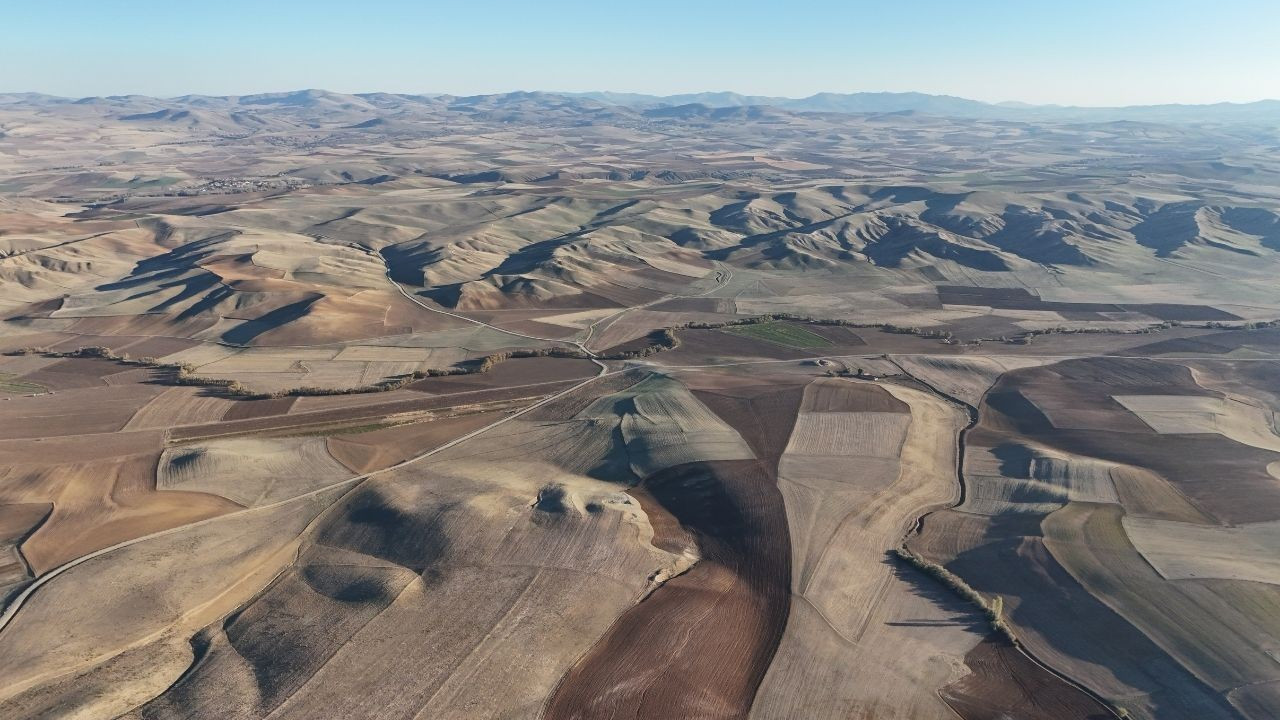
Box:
[570,90,999,116]
[2,88,1279,125]
[568,90,1280,124]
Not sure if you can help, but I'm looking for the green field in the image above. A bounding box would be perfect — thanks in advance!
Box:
[0,374,48,396]
[721,321,833,349]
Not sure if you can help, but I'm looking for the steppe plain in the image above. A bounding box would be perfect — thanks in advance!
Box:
[2,90,1280,719]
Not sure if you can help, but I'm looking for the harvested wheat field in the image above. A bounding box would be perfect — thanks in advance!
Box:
[752,381,990,719]
[939,637,1115,720]
[130,375,708,720]
[158,436,352,506]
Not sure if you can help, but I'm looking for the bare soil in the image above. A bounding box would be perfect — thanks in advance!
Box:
[544,459,791,720]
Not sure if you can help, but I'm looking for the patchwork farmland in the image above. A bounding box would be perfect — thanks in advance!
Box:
[3,86,1280,720]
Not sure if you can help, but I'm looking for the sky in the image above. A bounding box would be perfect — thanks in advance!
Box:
[4,0,1278,106]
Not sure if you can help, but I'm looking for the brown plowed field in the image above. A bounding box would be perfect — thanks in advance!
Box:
[665,329,811,362]
[797,324,867,346]
[125,387,237,430]
[326,410,507,473]
[544,459,792,720]
[799,378,909,413]
[925,355,1280,717]
[1043,430,1280,524]
[120,336,201,358]
[974,358,1280,524]
[492,318,583,338]
[940,636,1115,719]
[1122,327,1280,357]
[690,381,807,469]
[170,381,576,442]
[19,357,131,390]
[0,429,162,465]
[221,395,298,420]
[0,383,164,439]
[1,442,240,572]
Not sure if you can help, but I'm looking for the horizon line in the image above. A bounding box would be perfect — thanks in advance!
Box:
[4,87,1279,111]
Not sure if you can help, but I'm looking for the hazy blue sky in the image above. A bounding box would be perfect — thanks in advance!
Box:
[5,0,1277,105]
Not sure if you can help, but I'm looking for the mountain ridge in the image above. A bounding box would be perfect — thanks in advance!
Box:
[3,88,1279,124]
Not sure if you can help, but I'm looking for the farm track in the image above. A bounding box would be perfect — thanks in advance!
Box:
[0,230,119,263]
[0,359,610,639]
[166,378,586,442]
[580,262,734,352]
[3,311,1276,713]
[886,357,1125,719]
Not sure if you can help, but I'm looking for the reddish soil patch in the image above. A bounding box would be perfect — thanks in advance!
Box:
[544,459,791,720]
[10,448,240,572]
[407,357,597,394]
[221,396,299,421]
[941,636,1115,720]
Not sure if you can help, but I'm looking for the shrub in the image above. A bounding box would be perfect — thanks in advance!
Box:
[894,546,1016,643]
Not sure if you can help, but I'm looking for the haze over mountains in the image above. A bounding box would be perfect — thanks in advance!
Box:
[572,89,1280,123]
[5,87,1280,124]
